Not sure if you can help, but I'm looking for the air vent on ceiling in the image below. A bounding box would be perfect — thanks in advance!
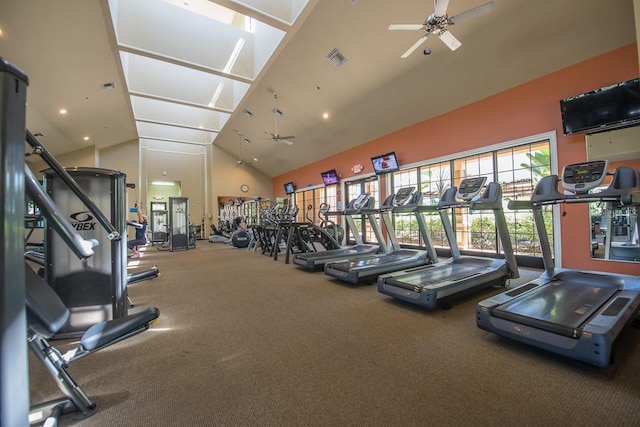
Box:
[100,82,116,90]
[327,48,348,68]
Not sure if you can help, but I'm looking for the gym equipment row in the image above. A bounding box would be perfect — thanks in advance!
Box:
[243,161,640,367]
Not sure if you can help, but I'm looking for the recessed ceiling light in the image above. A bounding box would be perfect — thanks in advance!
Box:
[253,157,258,162]
[322,112,329,119]
[83,136,90,141]
[59,109,67,115]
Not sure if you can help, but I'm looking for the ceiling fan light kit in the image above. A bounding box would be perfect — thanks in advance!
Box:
[389,0,494,58]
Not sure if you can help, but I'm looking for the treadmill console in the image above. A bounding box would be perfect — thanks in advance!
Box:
[352,193,370,209]
[456,177,487,201]
[393,187,415,207]
[562,160,608,194]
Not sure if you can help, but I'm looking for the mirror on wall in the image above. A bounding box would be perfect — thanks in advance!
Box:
[587,126,640,262]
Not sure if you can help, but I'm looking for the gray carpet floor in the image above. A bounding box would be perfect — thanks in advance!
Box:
[29,242,640,426]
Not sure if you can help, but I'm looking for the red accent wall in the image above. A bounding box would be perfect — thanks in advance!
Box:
[274,44,640,275]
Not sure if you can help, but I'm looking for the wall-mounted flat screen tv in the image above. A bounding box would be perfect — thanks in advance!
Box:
[284,182,296,195]
[371,152,399,175]
[321,169,339,185]
[560,77,640,135]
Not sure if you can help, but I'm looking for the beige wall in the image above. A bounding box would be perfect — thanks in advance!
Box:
[211,144,273,224]
[99,139,140,212]
[140,139,208,228]
[27,145,98,176]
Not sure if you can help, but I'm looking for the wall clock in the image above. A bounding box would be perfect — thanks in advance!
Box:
[241,184,249,193]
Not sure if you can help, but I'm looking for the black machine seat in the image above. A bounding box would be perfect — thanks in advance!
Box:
[25,263,160,423]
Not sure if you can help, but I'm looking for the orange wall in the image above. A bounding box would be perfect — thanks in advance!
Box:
[274,44,640,275]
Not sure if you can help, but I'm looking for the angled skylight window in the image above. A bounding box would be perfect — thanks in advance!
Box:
[109,0,284,80]
[160,0,253,30]
[136,121,218,145]
[106,0,311,147]
[230,0,309,26]
[120,52,250,112]
[130,96,230,132]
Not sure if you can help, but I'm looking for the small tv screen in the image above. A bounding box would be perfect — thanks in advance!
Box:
[371,152,399,175]
[284,181,295,195]
[321,169,339,186]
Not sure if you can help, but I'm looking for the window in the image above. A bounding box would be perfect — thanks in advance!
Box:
[344,179,380,244]
[498,141,552,258]
[389,136,553,264]
[419,162,451,247]
[392,168,420,246]
[453,152,494,253]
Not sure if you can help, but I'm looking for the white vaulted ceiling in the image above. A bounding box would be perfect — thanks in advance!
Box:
[0,0,637,177]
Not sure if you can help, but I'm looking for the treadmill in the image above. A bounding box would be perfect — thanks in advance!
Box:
[292,193,387,270]
[324,187,433,284]
[476,161,640,367]
[378,177,519,309]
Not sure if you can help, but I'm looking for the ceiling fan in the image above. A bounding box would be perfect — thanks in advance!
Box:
[265,93,296,145]
[389,0,494,58]
[235,133,253,167]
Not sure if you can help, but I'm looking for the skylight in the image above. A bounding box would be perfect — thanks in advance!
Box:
[107,0,307,148]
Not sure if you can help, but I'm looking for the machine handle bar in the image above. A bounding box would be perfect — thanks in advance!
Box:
[26,130,120,240]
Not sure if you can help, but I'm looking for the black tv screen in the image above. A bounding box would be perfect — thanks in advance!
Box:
[284,182,295,194]
[371,152,399,175]
[321,169,339,185]
[560,77,640,135]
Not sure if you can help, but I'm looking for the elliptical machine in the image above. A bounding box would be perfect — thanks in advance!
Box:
[317,203,344,245]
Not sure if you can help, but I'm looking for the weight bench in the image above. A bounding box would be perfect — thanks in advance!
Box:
[25,263,160,425]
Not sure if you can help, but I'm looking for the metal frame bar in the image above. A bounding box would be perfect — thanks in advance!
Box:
[0,57,30,427]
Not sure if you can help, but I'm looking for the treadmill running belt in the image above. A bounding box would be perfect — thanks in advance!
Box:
[387,263,480,287]
[328,250,420,272]
[492,279,620,337]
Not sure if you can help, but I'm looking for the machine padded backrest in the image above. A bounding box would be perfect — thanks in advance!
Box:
[598,166,640,196]
[25,263,70,338]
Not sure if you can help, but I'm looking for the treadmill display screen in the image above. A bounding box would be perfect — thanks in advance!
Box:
[456,177,487,201]
[352,193,369,209]
[393,187,415,206]
[562,160,608,193]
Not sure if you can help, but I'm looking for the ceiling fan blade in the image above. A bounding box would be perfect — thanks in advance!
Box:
[449,1,494,25]
[280,135,296,140]
[438,30,461,51]
[433,0,450,17]
[388,24,425,31]
[281,139,294,146]
[401,34,430,58]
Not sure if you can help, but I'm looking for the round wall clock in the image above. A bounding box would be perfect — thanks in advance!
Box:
[241,184,249,193]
